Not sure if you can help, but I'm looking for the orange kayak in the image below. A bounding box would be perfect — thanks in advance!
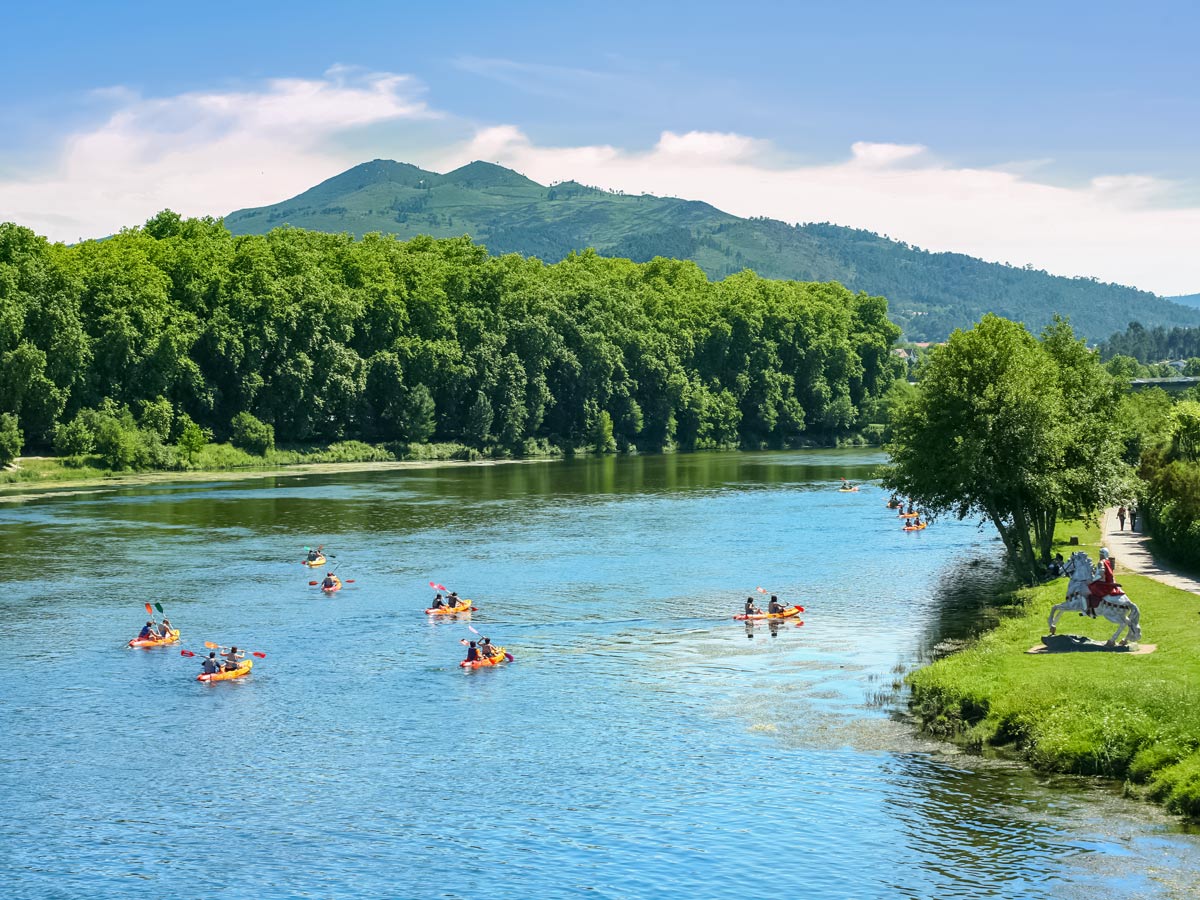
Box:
[460,647,511,668]
[128,629,180,648]
[903,523,927,531]
[733,605,803,621]
[321,576,342,594]
[425,602,476,615]
[197,659,253,683]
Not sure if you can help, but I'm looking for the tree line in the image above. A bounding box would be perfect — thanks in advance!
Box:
[0,212,904,467]
[1099,321,1200,366]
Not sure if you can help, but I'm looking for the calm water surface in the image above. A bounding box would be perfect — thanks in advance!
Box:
[2,450,1197,899]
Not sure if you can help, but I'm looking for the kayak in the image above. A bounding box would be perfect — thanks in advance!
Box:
[425,602,476,615]
[460,647,511,668]
[128,629,180,649]
[903,523,928,531]
[899,512,919,518]
[304,555,326,567]
[197,659,253,683]
[321,576,342,594]
[733,605,803,621]
[838,487,859,492]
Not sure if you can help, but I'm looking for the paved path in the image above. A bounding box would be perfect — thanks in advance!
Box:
[1102,507,1200,596]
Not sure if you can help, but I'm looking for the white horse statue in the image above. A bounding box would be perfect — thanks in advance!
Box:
[1047,550,1142,645]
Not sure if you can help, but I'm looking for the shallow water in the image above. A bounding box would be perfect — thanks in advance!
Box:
[1,450,1197,899]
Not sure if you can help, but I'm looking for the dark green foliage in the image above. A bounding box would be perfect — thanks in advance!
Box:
[1138,402,1200,569]
[0,412,22,465]
[1099,321,1200,363]
[223,160,1200,342]
[230,411,275,455]
[0,217,903,458]
[53,416,94,457]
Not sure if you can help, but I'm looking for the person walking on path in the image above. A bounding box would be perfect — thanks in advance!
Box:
[1103,506,1200,596]
[1117,505,1127,530]
[1129,507,1138,531]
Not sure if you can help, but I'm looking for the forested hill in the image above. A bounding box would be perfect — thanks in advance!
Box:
[0,217,902,456]
[225,159,1200,342]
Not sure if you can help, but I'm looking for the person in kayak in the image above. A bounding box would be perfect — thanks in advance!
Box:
[222,646,246,672]
[767,595,789,615]
[321,572,338,590]
[201,652,222,675]
[307,549,321,562]
[137,621,156,640]
[480,637,501,659]
[447,591,462,609]
[744,597,763,617]
[431,593,446,609]
[157,618,174,638]
[464,641,480,662]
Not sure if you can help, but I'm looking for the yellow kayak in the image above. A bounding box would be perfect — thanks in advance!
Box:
[304,555,326,567]
[197,659,253,683]
[129,629,180,649]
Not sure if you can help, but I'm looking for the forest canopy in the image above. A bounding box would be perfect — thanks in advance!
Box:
[0,214,904,460]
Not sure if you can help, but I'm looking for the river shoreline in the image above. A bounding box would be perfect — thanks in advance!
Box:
[0,455,563,504]
[908,570,1200,822]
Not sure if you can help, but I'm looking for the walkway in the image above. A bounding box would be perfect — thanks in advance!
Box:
[1102,507,1200,596]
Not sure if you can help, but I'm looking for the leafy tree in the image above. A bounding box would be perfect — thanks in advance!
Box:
[175,417,209,467]
[230,411,275,455]
[138,396,174,441]
[53,416,95,457]
[884,315,1125,581]
[0,412,22,465]
[400,384,436,443]
[465,391,493,446]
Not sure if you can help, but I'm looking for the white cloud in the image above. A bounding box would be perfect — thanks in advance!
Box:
[2,68,1198,296]
[0,67,433,241]
[430,128,1200,295]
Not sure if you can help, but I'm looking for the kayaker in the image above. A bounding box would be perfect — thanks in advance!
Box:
[307,549,321,562]
[222,646,245,672]
[321,572,337,590]
[431,593,446,609]
[744,597,762,616]
[906,502,915,515]
[137,621,155,640]
[464,641,480,662]
[767,596,788,615]
[448,591,462,608]
[158,618,173,638]
[201,652,222,675]
[480,637,501,659]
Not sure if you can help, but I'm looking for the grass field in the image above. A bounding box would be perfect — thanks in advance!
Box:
[910,558,1200,820]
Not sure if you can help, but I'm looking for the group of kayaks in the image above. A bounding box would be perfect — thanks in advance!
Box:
[887,497,929,531]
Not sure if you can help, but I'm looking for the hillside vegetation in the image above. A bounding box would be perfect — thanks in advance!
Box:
[226,159,1200,342]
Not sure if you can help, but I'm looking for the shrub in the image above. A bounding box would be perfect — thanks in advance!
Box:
[0,412,23,465]
[54,416,95,457]
[230,411,275,456]
[94,416,139,470]
[138,396,173,441]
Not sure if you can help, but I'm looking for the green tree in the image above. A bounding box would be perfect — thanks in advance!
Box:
[465,391,493,446]
[230,411,275,455]
[0,412,23,465]
[400,384,436,443]
[53,416,95,457]
[175,417,209,467]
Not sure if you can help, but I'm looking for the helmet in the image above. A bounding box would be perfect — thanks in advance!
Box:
[1099,548,1110,559]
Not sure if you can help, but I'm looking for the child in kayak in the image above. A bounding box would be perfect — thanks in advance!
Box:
[464,641,480,662]
[479,638,501,659]
[744,597,762,617]
[201,652,222,675]
[222,646,245,671]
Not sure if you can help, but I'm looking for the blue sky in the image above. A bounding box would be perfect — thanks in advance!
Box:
[2,1,1198,293]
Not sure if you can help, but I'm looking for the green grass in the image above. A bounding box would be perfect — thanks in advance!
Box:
[909,573,1200,820]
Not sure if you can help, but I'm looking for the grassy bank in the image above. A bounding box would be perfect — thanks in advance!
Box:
[909,572,1200,820]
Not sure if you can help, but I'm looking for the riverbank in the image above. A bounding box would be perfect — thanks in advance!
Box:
[909,568,1200,821]
[0,453,561,504]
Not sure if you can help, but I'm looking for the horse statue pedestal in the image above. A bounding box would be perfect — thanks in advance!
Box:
[1026,634,1156,655]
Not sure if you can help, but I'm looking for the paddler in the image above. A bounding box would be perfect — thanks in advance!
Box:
[137,621,156,641]
[157,618,174,638]
[447,591,462,609]
[222,646,246,672]
[307,548,321,562]
[479,637,501,659]
[767,595,789,615]
[431,593,446,609]
[744,596,762,617]
[321,572,338,590]
[201,651,222,676]
[464,641,480,663]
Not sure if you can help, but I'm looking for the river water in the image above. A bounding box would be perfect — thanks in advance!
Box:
[2,450,1197,899]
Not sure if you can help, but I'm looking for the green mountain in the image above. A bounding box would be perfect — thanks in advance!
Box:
[1167,293,1200,311]
[225,160,1200,341]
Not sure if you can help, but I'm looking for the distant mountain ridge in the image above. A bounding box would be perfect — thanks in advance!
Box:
[1167,293,1200,311]
[225,159,1200,341]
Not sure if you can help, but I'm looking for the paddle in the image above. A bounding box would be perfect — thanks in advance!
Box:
[754,587,805,613]
[203,641,267,659]
[308,578,355,585]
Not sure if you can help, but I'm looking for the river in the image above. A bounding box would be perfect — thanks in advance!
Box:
[1,450,1197,899]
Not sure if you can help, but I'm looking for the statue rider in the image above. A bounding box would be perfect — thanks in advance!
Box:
[1086,547,1122,617]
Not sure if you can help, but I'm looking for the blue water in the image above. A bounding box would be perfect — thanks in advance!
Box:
[2,451,1197,899]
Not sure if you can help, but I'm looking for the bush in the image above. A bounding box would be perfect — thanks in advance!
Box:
[94,416,140,470]
[138,396,173,441]
[0,413,23,465]
[230,412,275,456]
[54,416,95,457]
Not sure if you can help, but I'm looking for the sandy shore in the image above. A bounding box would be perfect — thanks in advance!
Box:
[0,456,560,505]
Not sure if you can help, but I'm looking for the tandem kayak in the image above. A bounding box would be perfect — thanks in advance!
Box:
[304,555,326,567]
[460,648,511,668]
[903,524,928,531]
[838,487,859,493]
[197,659,253,683]
[321,576,342,594]
[425,602,475,615]
[128,629,181,649]
[733,605,804,621]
